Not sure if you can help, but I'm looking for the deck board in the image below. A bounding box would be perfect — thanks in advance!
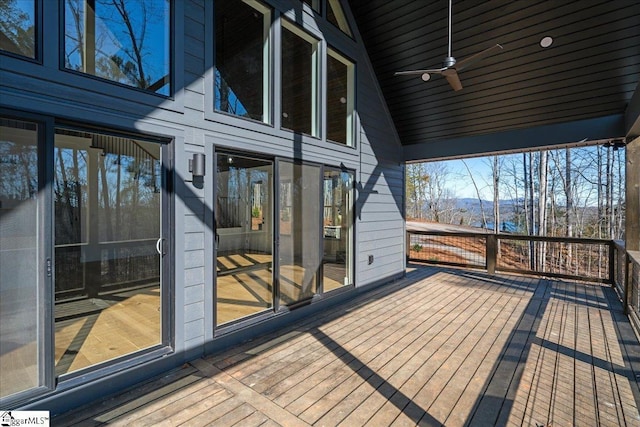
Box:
[55,266,640,426]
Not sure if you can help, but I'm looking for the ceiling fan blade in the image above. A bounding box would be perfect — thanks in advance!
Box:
[444,70,463,91]
[394,67,446,76]
[454,43,503,71]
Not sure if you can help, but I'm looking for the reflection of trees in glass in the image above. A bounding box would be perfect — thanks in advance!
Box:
[0,145,37,201]
[54,131,161,246]
[54,147,88,245]
[54,130,161,295]
[64,0,170,94]
[215,0,268,121]
[95,139,161,242]
[217,160,269,229]
[0,0,35,57]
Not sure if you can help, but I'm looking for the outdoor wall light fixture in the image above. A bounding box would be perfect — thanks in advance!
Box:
[189,153,206,178]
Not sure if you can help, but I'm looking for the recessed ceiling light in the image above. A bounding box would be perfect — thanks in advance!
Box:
[421,73,431,82]
[540,36,553,48]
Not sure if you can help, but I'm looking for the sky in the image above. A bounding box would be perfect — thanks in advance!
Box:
[444,157,494,200]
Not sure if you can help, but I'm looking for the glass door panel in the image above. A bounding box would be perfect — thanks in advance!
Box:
[216,153,273,325]
[0,119,44,399]
[323,168,354,291]
[278,161,320,305]
[53,129,163,375]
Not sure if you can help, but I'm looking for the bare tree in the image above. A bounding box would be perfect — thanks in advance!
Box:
[461,159,487,228]
[492,155,500,233]
[537,151,548,270]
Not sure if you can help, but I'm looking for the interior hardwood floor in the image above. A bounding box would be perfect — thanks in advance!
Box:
[216,252,349,325]
[54,286,162,375]
[2,253,350,396]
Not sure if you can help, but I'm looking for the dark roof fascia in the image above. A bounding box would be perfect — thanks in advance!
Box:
[402,113,626,162]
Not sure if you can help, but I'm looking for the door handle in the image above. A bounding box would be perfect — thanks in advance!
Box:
[156,238,165,255]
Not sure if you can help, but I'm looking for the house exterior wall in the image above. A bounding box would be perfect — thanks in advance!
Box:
[0,0,404,413]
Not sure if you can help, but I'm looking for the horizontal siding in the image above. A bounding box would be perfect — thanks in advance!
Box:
[0,0,405,372]
[354,11,405,286]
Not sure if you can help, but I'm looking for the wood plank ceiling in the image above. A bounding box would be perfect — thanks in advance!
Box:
[348,0,640,154]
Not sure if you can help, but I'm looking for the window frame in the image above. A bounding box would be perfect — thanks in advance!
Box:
[326,46,355,147]
[280,18,321,139]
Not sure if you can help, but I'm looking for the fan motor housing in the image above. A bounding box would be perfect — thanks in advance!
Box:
[443,56,457,68]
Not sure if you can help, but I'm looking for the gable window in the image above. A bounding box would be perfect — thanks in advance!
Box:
[0,0,36,58]
[215,0,271,123]
[63,0,171,95]
[299,0,320,14]
[327,0,352,37]
[281,20,319,137]
[327,48,354,146]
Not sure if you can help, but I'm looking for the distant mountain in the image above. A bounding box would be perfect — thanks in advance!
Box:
[451,198,524,212]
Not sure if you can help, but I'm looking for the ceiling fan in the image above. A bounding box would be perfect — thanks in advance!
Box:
[394,0,503,91]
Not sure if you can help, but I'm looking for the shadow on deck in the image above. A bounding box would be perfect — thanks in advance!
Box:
[56,265,640,426]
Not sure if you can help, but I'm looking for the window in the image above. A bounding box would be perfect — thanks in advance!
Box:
[327,0,352,37]
[215,0,271,123]
[299,0,320,13]
[327,48,354,146]
[0,0,36,58]
[281,20,319,137]
[63,0,171,95]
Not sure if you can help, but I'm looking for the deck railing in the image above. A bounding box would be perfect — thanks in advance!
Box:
[407,230,640,332]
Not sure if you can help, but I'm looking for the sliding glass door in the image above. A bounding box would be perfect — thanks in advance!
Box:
[278,160,321,306]
[215,153,273,325]
[213,153,354,327]
[323,168,354,290]
[53,128,165,376]
[0,118,48,401]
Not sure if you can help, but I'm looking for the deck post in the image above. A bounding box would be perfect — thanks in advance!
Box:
[625,137,639,314]
[624,252,631,315]
[626,136,639,252]
[609,242,616,286]
[486,234,497,275]
[406,231,411,261]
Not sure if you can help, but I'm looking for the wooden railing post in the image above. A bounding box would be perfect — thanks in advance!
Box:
[624,252,631,315]
[486,234,497,275]
[406,231,411,262]
[609,242,616,286]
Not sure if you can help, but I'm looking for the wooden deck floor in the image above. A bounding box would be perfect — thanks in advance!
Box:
[56,266,640,426]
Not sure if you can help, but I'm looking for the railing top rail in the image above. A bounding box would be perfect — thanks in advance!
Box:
[629,250,640,266]
[613,240,625,250]
[407,230,488,238]
[407,229,613,245]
